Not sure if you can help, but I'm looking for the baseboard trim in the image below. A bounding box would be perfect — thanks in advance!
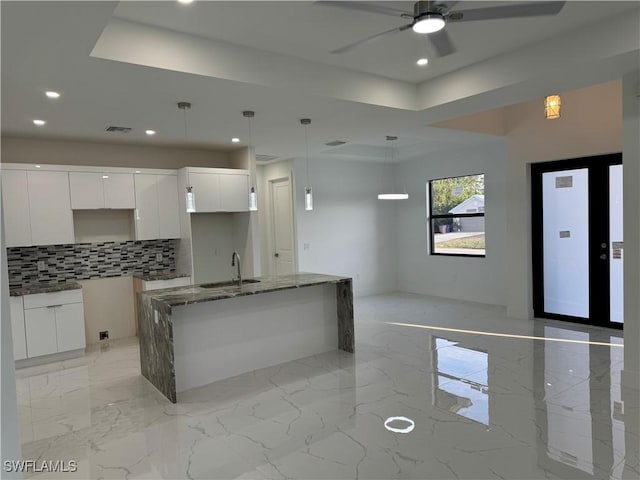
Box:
[15,349,85,369]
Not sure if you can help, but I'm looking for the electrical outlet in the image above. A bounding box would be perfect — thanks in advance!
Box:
[99,330,109,341]
[37,260,45,271]
[156,253,163,262]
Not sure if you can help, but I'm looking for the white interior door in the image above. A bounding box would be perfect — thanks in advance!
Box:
[270,178,295,275]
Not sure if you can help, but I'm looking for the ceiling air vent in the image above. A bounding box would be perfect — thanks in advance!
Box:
[325,140,347,147]
[255,154,278,162]
[105,126,132,133]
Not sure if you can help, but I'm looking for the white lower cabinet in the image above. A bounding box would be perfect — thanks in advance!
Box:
[24,307,58,358]
[19,290,86,361]
[55,303,86,352]
[9,297,27,360]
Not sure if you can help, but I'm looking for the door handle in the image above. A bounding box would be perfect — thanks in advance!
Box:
[274,253,279,257]
[600,254,607,260]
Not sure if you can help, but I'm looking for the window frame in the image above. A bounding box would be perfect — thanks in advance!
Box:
[427,173,486,258]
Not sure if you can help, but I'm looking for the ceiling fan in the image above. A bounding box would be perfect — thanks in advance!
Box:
[316,1,566,57]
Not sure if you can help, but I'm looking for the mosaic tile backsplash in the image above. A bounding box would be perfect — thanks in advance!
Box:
[7,239,177,288]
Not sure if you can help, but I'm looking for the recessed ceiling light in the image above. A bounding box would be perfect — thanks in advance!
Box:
[45,91,60,99]
[145,130,156,135]
[33,119,46,126]
[231,137,240,143]
[416,58,429,66]
[178,0,194,4]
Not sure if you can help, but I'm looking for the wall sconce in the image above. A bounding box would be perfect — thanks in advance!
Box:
[545,95,561,119]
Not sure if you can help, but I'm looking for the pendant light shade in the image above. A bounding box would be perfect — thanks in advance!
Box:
[301,118,313,211]
[305,187,313,211]
[186,186,196,212]
[377,135,409,201]
[243,110,258,211]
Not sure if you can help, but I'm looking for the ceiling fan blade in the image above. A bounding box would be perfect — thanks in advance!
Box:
[330,24,411,54]
[428,29,456,57]
[315,1,412,19]
[447,1,566,23]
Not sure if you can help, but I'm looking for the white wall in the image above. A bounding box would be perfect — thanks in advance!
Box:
[395,142,507,306]
[503,80,623,319]
[0,135,232,169]
[294,157,397,297]
[190,213,237,284]
[1,175,22,478]
[79,276,135,345]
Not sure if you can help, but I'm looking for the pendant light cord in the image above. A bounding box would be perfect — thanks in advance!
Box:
[183,109,188,141]
[304,124,310,186]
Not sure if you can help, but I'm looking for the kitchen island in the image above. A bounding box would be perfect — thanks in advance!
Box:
[138,273,353,403]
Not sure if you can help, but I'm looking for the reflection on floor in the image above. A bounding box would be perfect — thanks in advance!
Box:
[15,293,639,479]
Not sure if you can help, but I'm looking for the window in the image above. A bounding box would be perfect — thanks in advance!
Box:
[428,174,485,256]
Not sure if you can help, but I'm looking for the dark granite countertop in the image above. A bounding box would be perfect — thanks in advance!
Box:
[10,282,82,297]
[134,272,190,282]
[141,273,351,309]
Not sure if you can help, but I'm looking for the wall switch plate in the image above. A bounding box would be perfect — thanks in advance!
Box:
[304,243,310,250]
[156,253,163,262]
[37,260,45,271]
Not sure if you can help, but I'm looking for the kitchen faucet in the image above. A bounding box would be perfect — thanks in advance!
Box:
[231,251,242,287]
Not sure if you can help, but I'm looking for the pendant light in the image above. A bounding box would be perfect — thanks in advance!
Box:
[544,94,561,119]
[179,102,196,212]
[378,135,409,200]
[243,110,258,211]
[301,118,313,211]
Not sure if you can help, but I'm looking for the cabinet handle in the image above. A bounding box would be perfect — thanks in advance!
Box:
[46,304,63,309]
[135,208,140,220]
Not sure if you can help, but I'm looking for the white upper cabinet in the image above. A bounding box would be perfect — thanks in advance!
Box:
[185,169,249,213]
[2,170,32,247]
[219,173,249,212]
[189,172,221,212]
[134,173,180,240]
[27,170,74,246]
[156,174,180,238]
[69,172,104,209]
[103,173,135,208]
[69,172,135,209]
[134,174,159,240]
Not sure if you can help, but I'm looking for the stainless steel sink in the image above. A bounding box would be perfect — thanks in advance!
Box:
[200,279,260,289]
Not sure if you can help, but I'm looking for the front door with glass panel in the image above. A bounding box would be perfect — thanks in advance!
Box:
[531,153,623,329]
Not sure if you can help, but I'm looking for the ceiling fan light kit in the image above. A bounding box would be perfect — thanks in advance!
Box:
[412,12,446,34]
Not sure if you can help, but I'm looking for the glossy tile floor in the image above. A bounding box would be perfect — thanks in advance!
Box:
[15,293,639,479]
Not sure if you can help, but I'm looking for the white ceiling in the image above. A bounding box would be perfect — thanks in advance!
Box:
[1,1,638,162]
[112,1,637,84]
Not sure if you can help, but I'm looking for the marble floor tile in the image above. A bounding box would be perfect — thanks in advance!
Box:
[13,293,639,479]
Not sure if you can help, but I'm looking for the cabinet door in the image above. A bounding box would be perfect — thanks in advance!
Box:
[1,170,32,247]
[189,172,220,212]
[10,297,26,361]
[55,303,86,352]
[157,174,181,238]
[24,307,58,357]
[69,172,104,209]
[219,174,249,212]
[27,171,74,246]
[134,174,159,240]
[104,173,135,209]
